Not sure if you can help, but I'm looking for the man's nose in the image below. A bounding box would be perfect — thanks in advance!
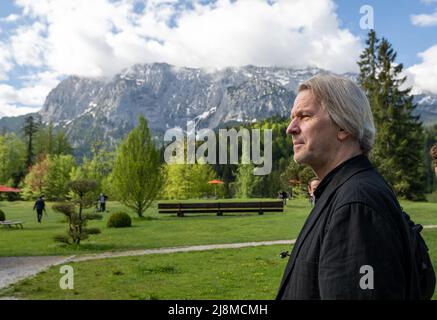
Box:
[286,118,299,136]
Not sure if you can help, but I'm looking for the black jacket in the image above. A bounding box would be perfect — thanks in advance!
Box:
[276,155,416,299]
[34,198,45,211]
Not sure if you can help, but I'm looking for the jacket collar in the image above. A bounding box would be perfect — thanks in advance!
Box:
[276,154,374,298]
[314,154,373,202]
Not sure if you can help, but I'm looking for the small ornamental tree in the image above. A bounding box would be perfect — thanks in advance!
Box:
[53,179,102,245]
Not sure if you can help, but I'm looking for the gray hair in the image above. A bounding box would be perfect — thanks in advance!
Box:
[298,73,376,156]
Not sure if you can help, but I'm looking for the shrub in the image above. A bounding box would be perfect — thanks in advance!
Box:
[107,212,132,228]
[0,209,5,221]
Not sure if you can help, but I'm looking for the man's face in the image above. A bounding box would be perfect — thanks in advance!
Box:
[286,90,339,168]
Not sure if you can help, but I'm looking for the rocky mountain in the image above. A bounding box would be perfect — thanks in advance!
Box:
[1,63,436,157]
[40,63,312,155]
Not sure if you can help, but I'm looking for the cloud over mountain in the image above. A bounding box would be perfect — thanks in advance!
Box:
[0,0,362,116]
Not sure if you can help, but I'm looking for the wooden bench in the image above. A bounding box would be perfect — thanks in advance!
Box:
[158,201,284,217]
[0,220,24,229]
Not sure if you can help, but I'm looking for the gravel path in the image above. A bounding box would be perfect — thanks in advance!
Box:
[0,255,74,291]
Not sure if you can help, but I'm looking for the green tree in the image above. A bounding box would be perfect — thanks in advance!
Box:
[21,154,76,201]
[54,130,73,155]
[22,115,40,169]
[161,162,216,199]
[425,124,437,192]
[70,141,114,195]
[53,179,102,245]
[112,116,165,217]
[0,133,26,186]
[358,30,426,200]
[233,163,261,198]
[45,155,76,201]
[280,160,315,198]
[34,122,54,157]
[21,155,50,200]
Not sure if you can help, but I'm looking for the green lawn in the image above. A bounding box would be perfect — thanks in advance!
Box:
[0,198,437,257]
[2,228,437,300]
[1,198,437,300]
[0,245,288,300]
[0,199,311,257]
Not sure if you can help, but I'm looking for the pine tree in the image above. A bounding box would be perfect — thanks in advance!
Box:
[22,115,40,169]
[112,116,165,217]
[358,31,426,200]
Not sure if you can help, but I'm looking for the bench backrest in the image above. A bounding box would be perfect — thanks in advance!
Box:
[158,201,283,210]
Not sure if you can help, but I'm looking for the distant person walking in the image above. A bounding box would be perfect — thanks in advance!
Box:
[99,193,108,212]
[278,190,289,205]
[33,195,46,223]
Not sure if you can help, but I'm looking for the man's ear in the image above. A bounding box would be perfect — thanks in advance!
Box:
[337,128,350,141]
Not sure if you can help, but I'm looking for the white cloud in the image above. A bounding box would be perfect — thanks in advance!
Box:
[411,10,437,26]
[407,45,437,94]
[0,104,39,118]
[9,0,361,75]
[0,0,362,117]
[1,14,21,23]
[9,22,47,67]
[0,84,42,117]
[0,71,60,112]
[0,42,13,81]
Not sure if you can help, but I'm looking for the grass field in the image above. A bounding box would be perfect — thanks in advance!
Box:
[1,198,437,299]
[0,199,310,257]
[1,198,437,257]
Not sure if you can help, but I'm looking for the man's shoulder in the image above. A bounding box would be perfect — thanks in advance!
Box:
[334,168,396,209]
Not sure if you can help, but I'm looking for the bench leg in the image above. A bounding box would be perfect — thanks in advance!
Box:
[258,211,264,215]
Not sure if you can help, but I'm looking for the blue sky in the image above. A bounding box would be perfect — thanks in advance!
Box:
[336,0,437,66]
[0,0,436,118]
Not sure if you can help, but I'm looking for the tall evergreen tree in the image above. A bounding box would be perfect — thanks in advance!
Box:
[112,116,165,217]
[358,31,426,200]
[22,115,40,169]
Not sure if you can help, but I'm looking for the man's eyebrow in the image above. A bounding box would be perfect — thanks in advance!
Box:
[291,108,312,118]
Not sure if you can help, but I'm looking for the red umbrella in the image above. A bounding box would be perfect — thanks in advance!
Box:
[208,180,224,198]
[208,179,224,184]
[0,185,22,193]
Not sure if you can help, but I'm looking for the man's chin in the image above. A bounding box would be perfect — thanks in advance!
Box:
[293,151,311,165]
[293,154,304,164]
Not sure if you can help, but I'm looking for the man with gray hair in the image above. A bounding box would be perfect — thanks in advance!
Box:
[277,74,423,299]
